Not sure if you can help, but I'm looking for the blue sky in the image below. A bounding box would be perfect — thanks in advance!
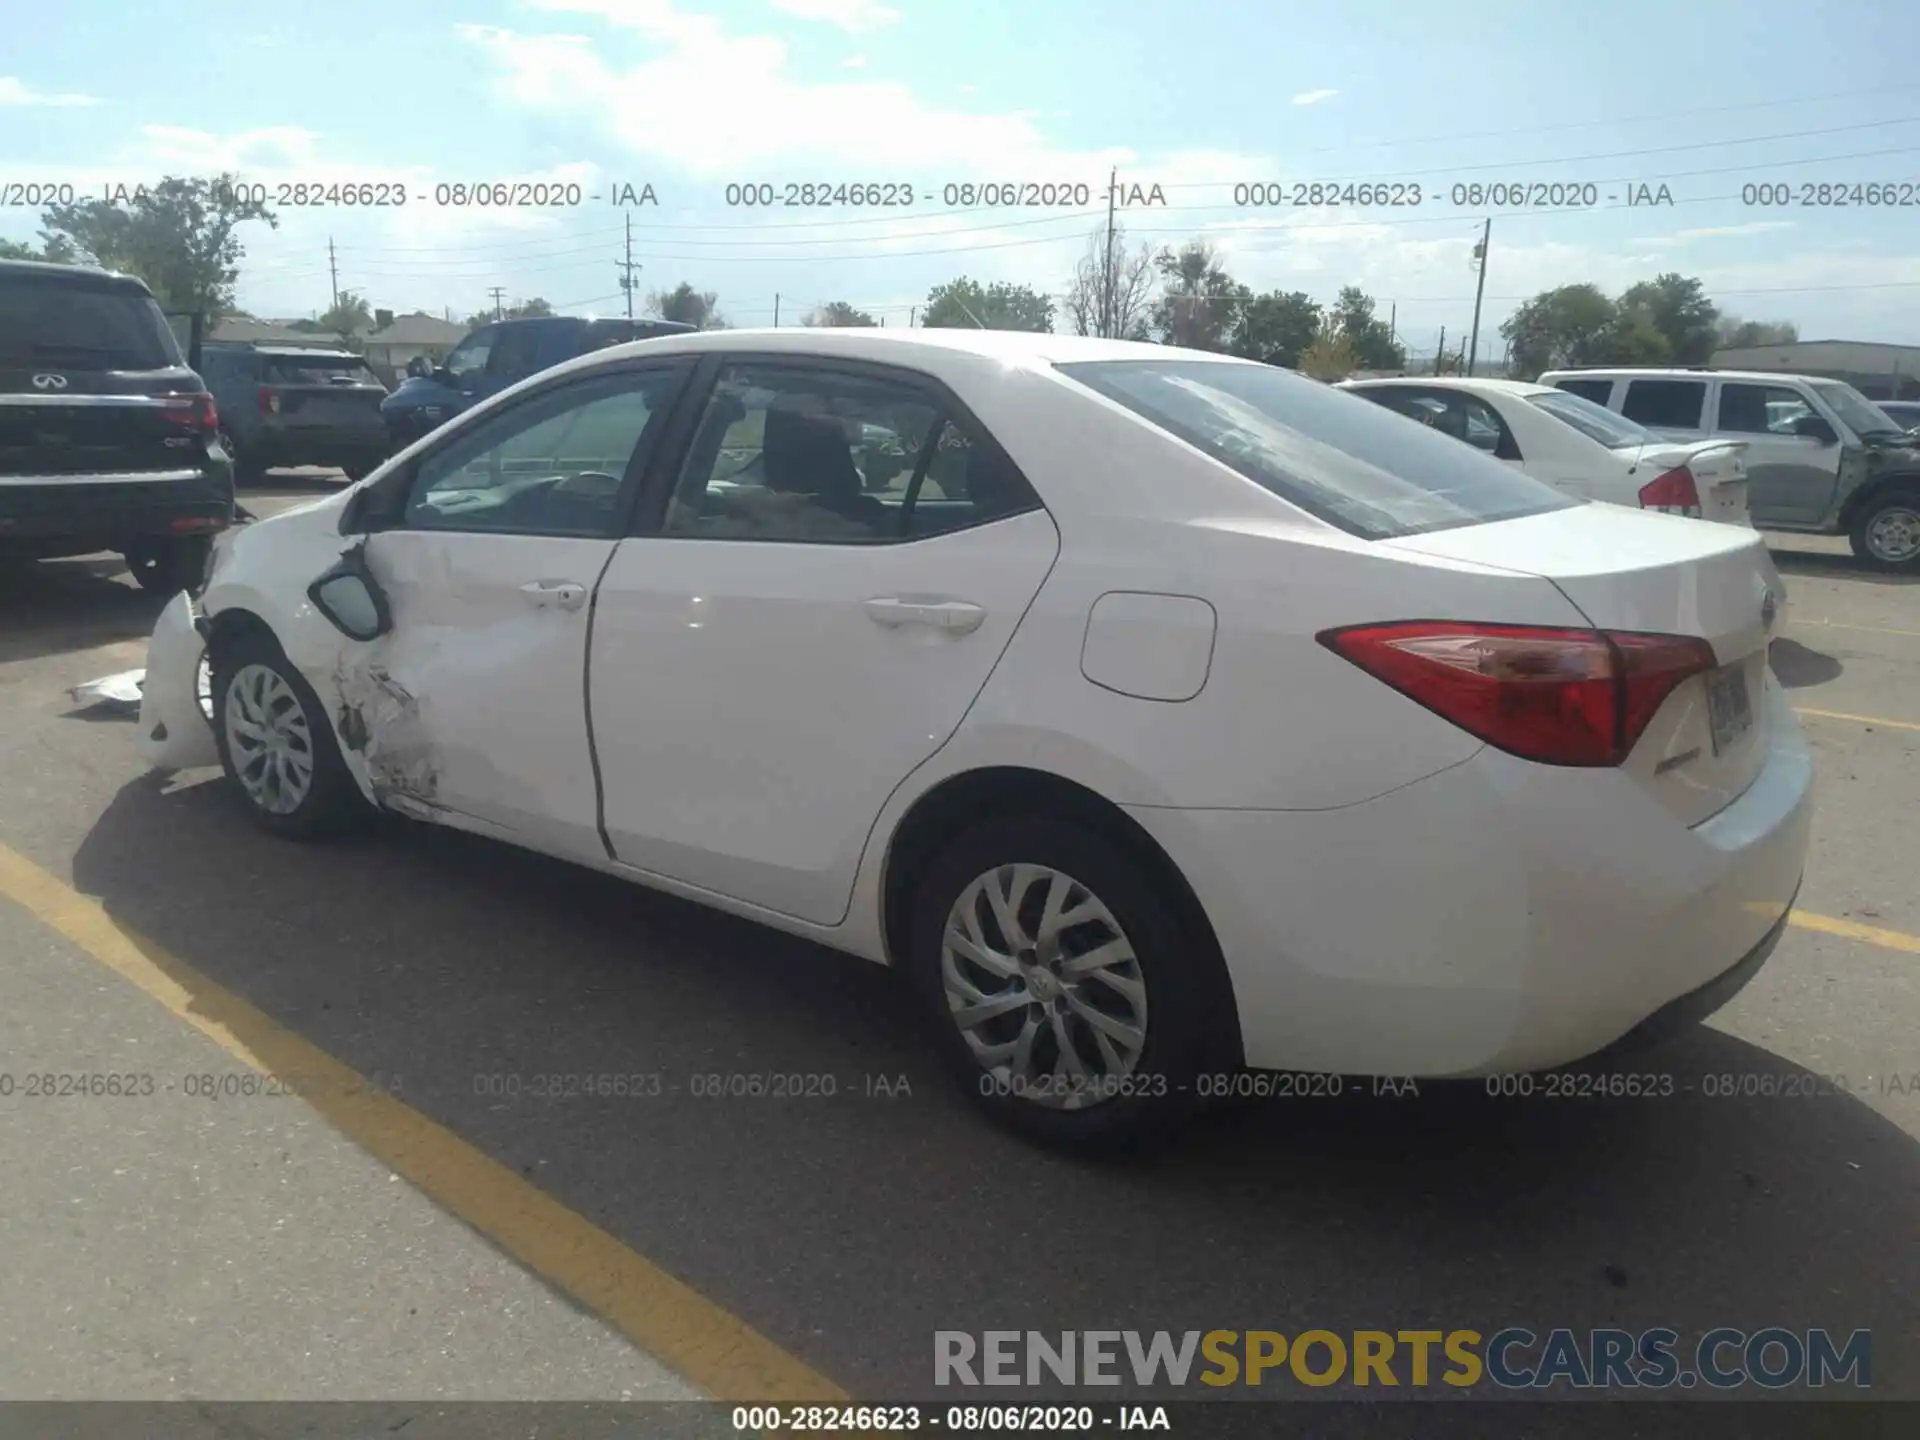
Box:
[5,0,1920,354]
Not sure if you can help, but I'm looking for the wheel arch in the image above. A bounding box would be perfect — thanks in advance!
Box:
[1838,470,1920,530]
[878,765,1244,1067]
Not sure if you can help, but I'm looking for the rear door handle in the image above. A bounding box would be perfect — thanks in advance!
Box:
[520,579,587,612]
[863,597,987,634]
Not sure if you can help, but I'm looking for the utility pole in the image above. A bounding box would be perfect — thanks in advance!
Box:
[1436,326,1446,376]
[327,237,339,311]
[773,293,781,327]
[488,287,505,320]
[909,305,916,328]
[1101,166,1119,338]
[617,213,640,321]
[1466,217,1491,377]
[1389,302,1396,345]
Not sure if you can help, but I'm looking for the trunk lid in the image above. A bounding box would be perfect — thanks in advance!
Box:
[1635,438,1752,527]
[1384,504,1785,826]
[257,355,388,437]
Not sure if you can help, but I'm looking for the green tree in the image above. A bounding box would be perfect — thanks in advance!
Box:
[319,291,373,345]
[1064,222,1157,340]
[1499,283,1622,379]
[1231,290,1322,367]
[1149,241,1240,351]
[804,300,877,327]
[922,277,1054,332]
[464,297,555,327]
[38,174,277,321]
[0,235,76,263]
[647,282,725,329]
[1329,286,1405,370]
[1715,316,1799,349]
[1297,318,1358,380]
[1617,272,1718,364]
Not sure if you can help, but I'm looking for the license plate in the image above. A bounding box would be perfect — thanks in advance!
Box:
[1706,663,1753,754]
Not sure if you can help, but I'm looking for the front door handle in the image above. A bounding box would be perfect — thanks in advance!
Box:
[863,596,987,634]
[520,579,587,612]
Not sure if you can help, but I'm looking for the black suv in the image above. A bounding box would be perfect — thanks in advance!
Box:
[199,342,390,483]
[0,259,234,593]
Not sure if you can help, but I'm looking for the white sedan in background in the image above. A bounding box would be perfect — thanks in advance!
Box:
[134,329,1809,1149]
[1342,376,1754,526]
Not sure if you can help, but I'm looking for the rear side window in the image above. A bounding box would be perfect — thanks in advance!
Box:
[1620,379,1706,428]
[1058,359,1572,540]
[1552,377,1614,405]
[0,276,182,370]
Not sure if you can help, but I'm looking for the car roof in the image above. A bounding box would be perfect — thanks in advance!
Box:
[1538,366,1842,386]
[582,326,1253,370]
[487,314,696,332]
[1345,376,1552,398]
[0,257,154,293]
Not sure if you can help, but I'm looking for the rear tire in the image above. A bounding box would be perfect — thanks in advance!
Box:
[903,814,1218,1151]
[210,631,368,840]
[1848,487,1920,572]
[124,535,211,596]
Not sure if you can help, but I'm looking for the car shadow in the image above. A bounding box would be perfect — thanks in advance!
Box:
[1768,636,1844,689]
[1769,546,1920,587]
[0,556,165,664]
[242,469,354,493]
[68,777,1920,1406]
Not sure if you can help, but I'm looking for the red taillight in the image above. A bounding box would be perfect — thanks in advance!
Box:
[1638,465,1701,517]
[258,386,280,414]
[1318,621,1717,767]
[160,393,218,434]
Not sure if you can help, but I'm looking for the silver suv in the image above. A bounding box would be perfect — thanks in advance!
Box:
[1537,367,1920,571]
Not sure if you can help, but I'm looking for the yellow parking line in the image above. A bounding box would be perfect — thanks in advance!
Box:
[1793,618,1920,639]
[1793,707,1920,733]
[0,842,846,1405]
[1789,909,1920,955]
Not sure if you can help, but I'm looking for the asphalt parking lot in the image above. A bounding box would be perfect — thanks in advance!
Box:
[2,481,1917,1425]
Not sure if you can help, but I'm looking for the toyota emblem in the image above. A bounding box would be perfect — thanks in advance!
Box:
[31,373,68,390]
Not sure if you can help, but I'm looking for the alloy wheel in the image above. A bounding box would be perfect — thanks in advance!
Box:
[223,663,315,815]
[940,863,1149,1110]
[1865,504,1920,564]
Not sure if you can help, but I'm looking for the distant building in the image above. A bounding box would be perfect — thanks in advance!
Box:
[207,317,337,348]
[362,311,468,385]
[1708,339,1920,400]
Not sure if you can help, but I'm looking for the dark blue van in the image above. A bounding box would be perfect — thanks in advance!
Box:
[379,315,697,448]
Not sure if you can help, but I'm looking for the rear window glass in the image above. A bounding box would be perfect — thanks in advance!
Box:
[263,355,378,384]
[1058,359,1574,540]
[0,277,182,370]
[1527,389,1650,448]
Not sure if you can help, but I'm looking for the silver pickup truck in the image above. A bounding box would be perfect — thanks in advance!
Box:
[1537,366,1920,572]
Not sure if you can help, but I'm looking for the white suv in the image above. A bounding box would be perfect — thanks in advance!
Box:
[1537,367,1920,570]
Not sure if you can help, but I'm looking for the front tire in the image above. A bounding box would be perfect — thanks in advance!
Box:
[124,535,211,595]
[903,815,1219,1150]
[210,632,367,840]
[1849,487,1920,572]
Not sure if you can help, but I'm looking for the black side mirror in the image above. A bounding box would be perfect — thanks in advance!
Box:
[1792,414,1838,444]
[405,356,431,379]
[307,544,392,641]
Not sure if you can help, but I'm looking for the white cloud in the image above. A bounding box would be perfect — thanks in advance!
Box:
[1634,220,1797,246]
[769,0,903,33]
[840,55,867,69]
[1290,88,1338,107]
[0,76,103,107]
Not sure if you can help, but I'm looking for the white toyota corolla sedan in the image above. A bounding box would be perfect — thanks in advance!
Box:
[135,328,1812,1148]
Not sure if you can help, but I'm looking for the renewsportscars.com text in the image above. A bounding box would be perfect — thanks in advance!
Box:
[933,1328,1871,1390]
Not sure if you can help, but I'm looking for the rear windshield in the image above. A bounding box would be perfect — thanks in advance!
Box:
[1057,359,1574,540]
[263,355,379,385]
[0,276,182,370]
[1527,388,1650,448]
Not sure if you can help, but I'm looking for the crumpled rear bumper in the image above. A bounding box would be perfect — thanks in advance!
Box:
[135,591,220,772]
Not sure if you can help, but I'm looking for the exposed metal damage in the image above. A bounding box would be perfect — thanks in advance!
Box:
[331,652,441,813]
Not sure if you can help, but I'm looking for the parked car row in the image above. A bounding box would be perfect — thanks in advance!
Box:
[135,326,1809,1149]
[1538,366,1920,571]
